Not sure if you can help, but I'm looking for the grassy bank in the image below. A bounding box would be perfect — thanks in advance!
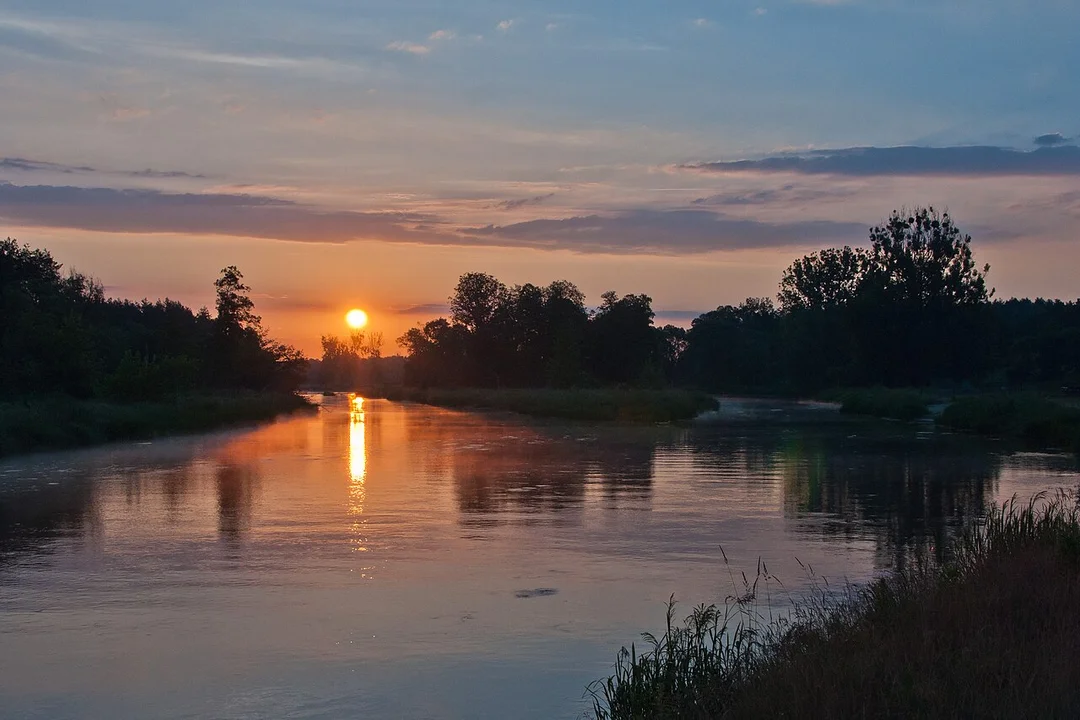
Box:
[0,393,316,458]
[819,387,933,421]
[590,492,1080,719]
[382,387,718,423]
[939,393,1080,453]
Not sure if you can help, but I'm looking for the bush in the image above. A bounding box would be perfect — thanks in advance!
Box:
[822,387,932,421]
[940,394,1080,453]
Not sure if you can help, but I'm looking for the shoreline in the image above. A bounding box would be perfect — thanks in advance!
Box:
[0,392,317,459]
[590,493,1080,718]
[374,387,719,423]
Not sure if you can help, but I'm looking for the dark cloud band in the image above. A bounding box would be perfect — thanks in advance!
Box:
[683,144,1080,177]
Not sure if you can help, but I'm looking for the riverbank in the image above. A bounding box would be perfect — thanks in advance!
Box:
[0,393,316,458]
[819,387,934,421]
[819,387,1080,453]
[590,492,1080,719]
[380,387,718,423]
[939,393,1080,454]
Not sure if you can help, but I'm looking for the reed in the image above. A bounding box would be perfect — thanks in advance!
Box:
[590,491,1080,719]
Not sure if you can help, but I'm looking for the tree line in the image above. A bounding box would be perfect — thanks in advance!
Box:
[397,207,1080,393]
[0,238,306,401]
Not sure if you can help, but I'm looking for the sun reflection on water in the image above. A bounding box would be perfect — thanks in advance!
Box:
[347,394,371,566]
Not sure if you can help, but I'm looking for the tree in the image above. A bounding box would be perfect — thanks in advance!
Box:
[450,272,508,333]
[214,266,261,338]
[864,207,991,308]
[778,246,868,312]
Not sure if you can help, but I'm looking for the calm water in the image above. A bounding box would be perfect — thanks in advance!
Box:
[2,396,1078,719]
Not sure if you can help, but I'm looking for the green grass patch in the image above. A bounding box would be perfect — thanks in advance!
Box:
[590,492,1080,719]
[819,387,932,421]
[0,393,316,458]
[940,393,1080,453]
[382,387,718,423]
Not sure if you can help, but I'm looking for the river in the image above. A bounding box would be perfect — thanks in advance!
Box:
[1,395,1078,719]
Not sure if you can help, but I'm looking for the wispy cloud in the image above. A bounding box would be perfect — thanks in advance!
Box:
[386,41,430,55]
[463,209,865,254]
[429,29,455,41]
[490,193,556,210]
[681,145,1080,177]
[692,18,712,27]
[496,19,515,32]
[1,156,206,179]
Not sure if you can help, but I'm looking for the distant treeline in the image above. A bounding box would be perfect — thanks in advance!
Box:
[398,207,1080,393]
[0,238,306,401]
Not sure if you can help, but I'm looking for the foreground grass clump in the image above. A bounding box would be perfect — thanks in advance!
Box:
[820,387,932,421]
[590,493,1080,719]
[940,393,1080,453]
[0,393,315,458]
[384,387,718,423]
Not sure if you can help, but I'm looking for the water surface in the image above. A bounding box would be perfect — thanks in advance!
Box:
[1,396,1077,719]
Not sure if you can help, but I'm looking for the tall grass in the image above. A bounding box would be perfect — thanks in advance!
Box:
[940,393,1080,453]
[382,388,718,423]
[820,387,933,421]
[0,392,316,458]
[589,491,1080,719]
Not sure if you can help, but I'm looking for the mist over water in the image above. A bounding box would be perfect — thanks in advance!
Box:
[1,396,1077,719]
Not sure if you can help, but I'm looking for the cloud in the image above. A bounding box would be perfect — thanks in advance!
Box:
[754,8,769,16]
[1,157,95,174]
[429,29,456,41]
[546,23,559,31]
[386,41,430,55]
[692,184,857,206]
[0,183,442,244]
[463,209,865,254]
[681,144,1080,177]
[491,193,556,210]
[497,19,515,32]
[0,183,871,255]
[692,18,711,27]
[0,156,207,179]
[1035,133,1072,147]
[398,303,451,315]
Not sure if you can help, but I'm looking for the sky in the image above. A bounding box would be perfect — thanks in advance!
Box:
[1,0,1078,355]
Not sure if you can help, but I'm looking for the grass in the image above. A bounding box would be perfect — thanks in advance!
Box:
[589,491,1080,719]
[0,392,316,458]
[381,387,719,423]
[939,393,1080,454]
[819,387,933,421]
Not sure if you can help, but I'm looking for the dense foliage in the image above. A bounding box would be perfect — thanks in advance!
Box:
[0,238,306,401]
[398,274,684,388]
[398,207,1080,394]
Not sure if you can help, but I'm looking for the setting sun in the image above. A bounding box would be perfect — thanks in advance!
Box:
[345,308,368,329]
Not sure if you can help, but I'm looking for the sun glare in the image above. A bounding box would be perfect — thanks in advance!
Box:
[345,309,368,329]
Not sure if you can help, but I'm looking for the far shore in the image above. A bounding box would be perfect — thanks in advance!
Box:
[0,392,316,459]
[371,386,719,423]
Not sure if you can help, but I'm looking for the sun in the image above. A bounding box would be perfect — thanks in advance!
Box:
[345,309,368,329]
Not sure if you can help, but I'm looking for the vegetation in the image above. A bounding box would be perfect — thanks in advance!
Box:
[590,492,1080,719]
[383,387,718,423]
[0,237,310,455]
[0,393,314,458]
[397,208,1080,400]
[940,394,1080,453]
[824,387,933,421]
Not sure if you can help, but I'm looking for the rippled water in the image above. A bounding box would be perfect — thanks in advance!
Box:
[1,396,1078,719]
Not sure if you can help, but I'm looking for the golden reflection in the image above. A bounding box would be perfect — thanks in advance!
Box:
[349,395,367,483]
[347,394,370,562]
